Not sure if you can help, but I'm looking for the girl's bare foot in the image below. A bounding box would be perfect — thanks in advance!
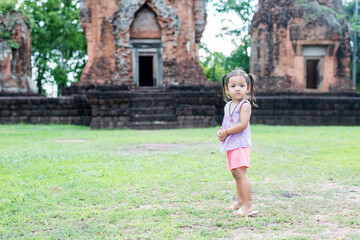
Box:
[234,204,257,216]
[226,202,242,211]
[241,204,254,213]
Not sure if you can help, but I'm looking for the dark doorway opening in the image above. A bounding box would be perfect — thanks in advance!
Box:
[306,59,319,89]
[139,56,154,86]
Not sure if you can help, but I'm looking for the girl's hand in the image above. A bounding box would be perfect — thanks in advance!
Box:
[217,129,223,141]
[220,129,229,141]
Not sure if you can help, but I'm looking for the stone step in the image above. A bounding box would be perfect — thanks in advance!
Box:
[131,92,174,99]
[130,114,177,122]
[131,97,175,108]
[131,96,174,102]
[131,107,175,115]
[128,121,178,130]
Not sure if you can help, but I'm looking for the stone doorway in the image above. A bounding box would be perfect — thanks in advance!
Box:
[130,4,163,87]
[303,46,326,90]
[306,59,319,89]
[139,55,154,86]
[131,41,163,87]
[304,57,324,90]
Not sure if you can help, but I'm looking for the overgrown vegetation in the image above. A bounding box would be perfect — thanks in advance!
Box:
[0,0,17,15]
[0,0,21,50]
[299,1,345,37]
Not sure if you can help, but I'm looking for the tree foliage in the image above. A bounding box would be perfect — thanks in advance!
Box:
[19,0,87,95]
[0,0,17,15]
[200,36,250,83]
[200,44,227,83]
[345,0,360,33]
[0,0,21,50]
[200,0,253,82]
[344,0,360,90]
[211,0,253,37]
[223,37,250,73]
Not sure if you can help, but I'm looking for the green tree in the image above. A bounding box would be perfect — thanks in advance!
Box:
[0,0,17,15]
[223,36,250,73]
[200,38,250,83]
[211,0,252,21]
[344,0,360,91]
[19,0,87,95]
[211,0,253,37]
[200,43,227,83]
[199,0,253,81]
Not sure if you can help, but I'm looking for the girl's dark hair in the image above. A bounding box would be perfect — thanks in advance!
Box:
[221,69,258,107]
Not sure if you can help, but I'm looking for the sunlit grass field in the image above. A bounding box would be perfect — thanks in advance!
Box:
[0,124,359,239]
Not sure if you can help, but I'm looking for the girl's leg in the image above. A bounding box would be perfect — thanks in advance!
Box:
[232,167,254,213]
[231,169,243,209]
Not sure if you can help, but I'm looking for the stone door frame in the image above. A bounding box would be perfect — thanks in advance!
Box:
[304,56,324,90]
[130,39,164,87]
[302,45,327,91]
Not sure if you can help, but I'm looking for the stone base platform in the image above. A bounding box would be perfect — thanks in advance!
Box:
[85,85,219,129]
[0,85,359,128]
[254,93,360,126]
[0,95,91,126]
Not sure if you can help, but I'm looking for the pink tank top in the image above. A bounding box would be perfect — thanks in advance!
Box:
[221,99,252,151]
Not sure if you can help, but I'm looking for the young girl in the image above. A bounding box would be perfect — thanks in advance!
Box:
[217,69,258,217]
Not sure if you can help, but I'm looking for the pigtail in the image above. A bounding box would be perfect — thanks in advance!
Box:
[221,74,231,102]
[247,74,258,107]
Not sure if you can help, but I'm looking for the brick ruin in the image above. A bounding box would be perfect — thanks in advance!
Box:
[250,0,356,92]
[0,11,36,94]
[79,0,207,87]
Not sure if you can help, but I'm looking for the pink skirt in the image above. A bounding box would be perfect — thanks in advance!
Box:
[227,147,251,170]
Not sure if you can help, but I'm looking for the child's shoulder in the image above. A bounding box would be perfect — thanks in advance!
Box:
[223,101,232,115]
[224,101,232,108]
[239,99,252,113]
[242,99,251,106]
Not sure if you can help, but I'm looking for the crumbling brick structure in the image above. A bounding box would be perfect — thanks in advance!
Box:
[79,0,207,87]
[251,0,355,92]
[0,11,37,94]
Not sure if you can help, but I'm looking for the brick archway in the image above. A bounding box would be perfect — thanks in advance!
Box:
[109,0,180,45]
[130,4,161,39]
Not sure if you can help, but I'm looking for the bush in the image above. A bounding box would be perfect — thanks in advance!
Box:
[0,0,17,16]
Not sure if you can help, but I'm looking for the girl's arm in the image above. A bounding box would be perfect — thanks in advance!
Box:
[220,103,251,140]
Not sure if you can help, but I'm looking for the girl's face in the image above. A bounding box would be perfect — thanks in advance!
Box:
[226,76,250,102]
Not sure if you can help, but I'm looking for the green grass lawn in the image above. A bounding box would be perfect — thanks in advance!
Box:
[0,124,359,239]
